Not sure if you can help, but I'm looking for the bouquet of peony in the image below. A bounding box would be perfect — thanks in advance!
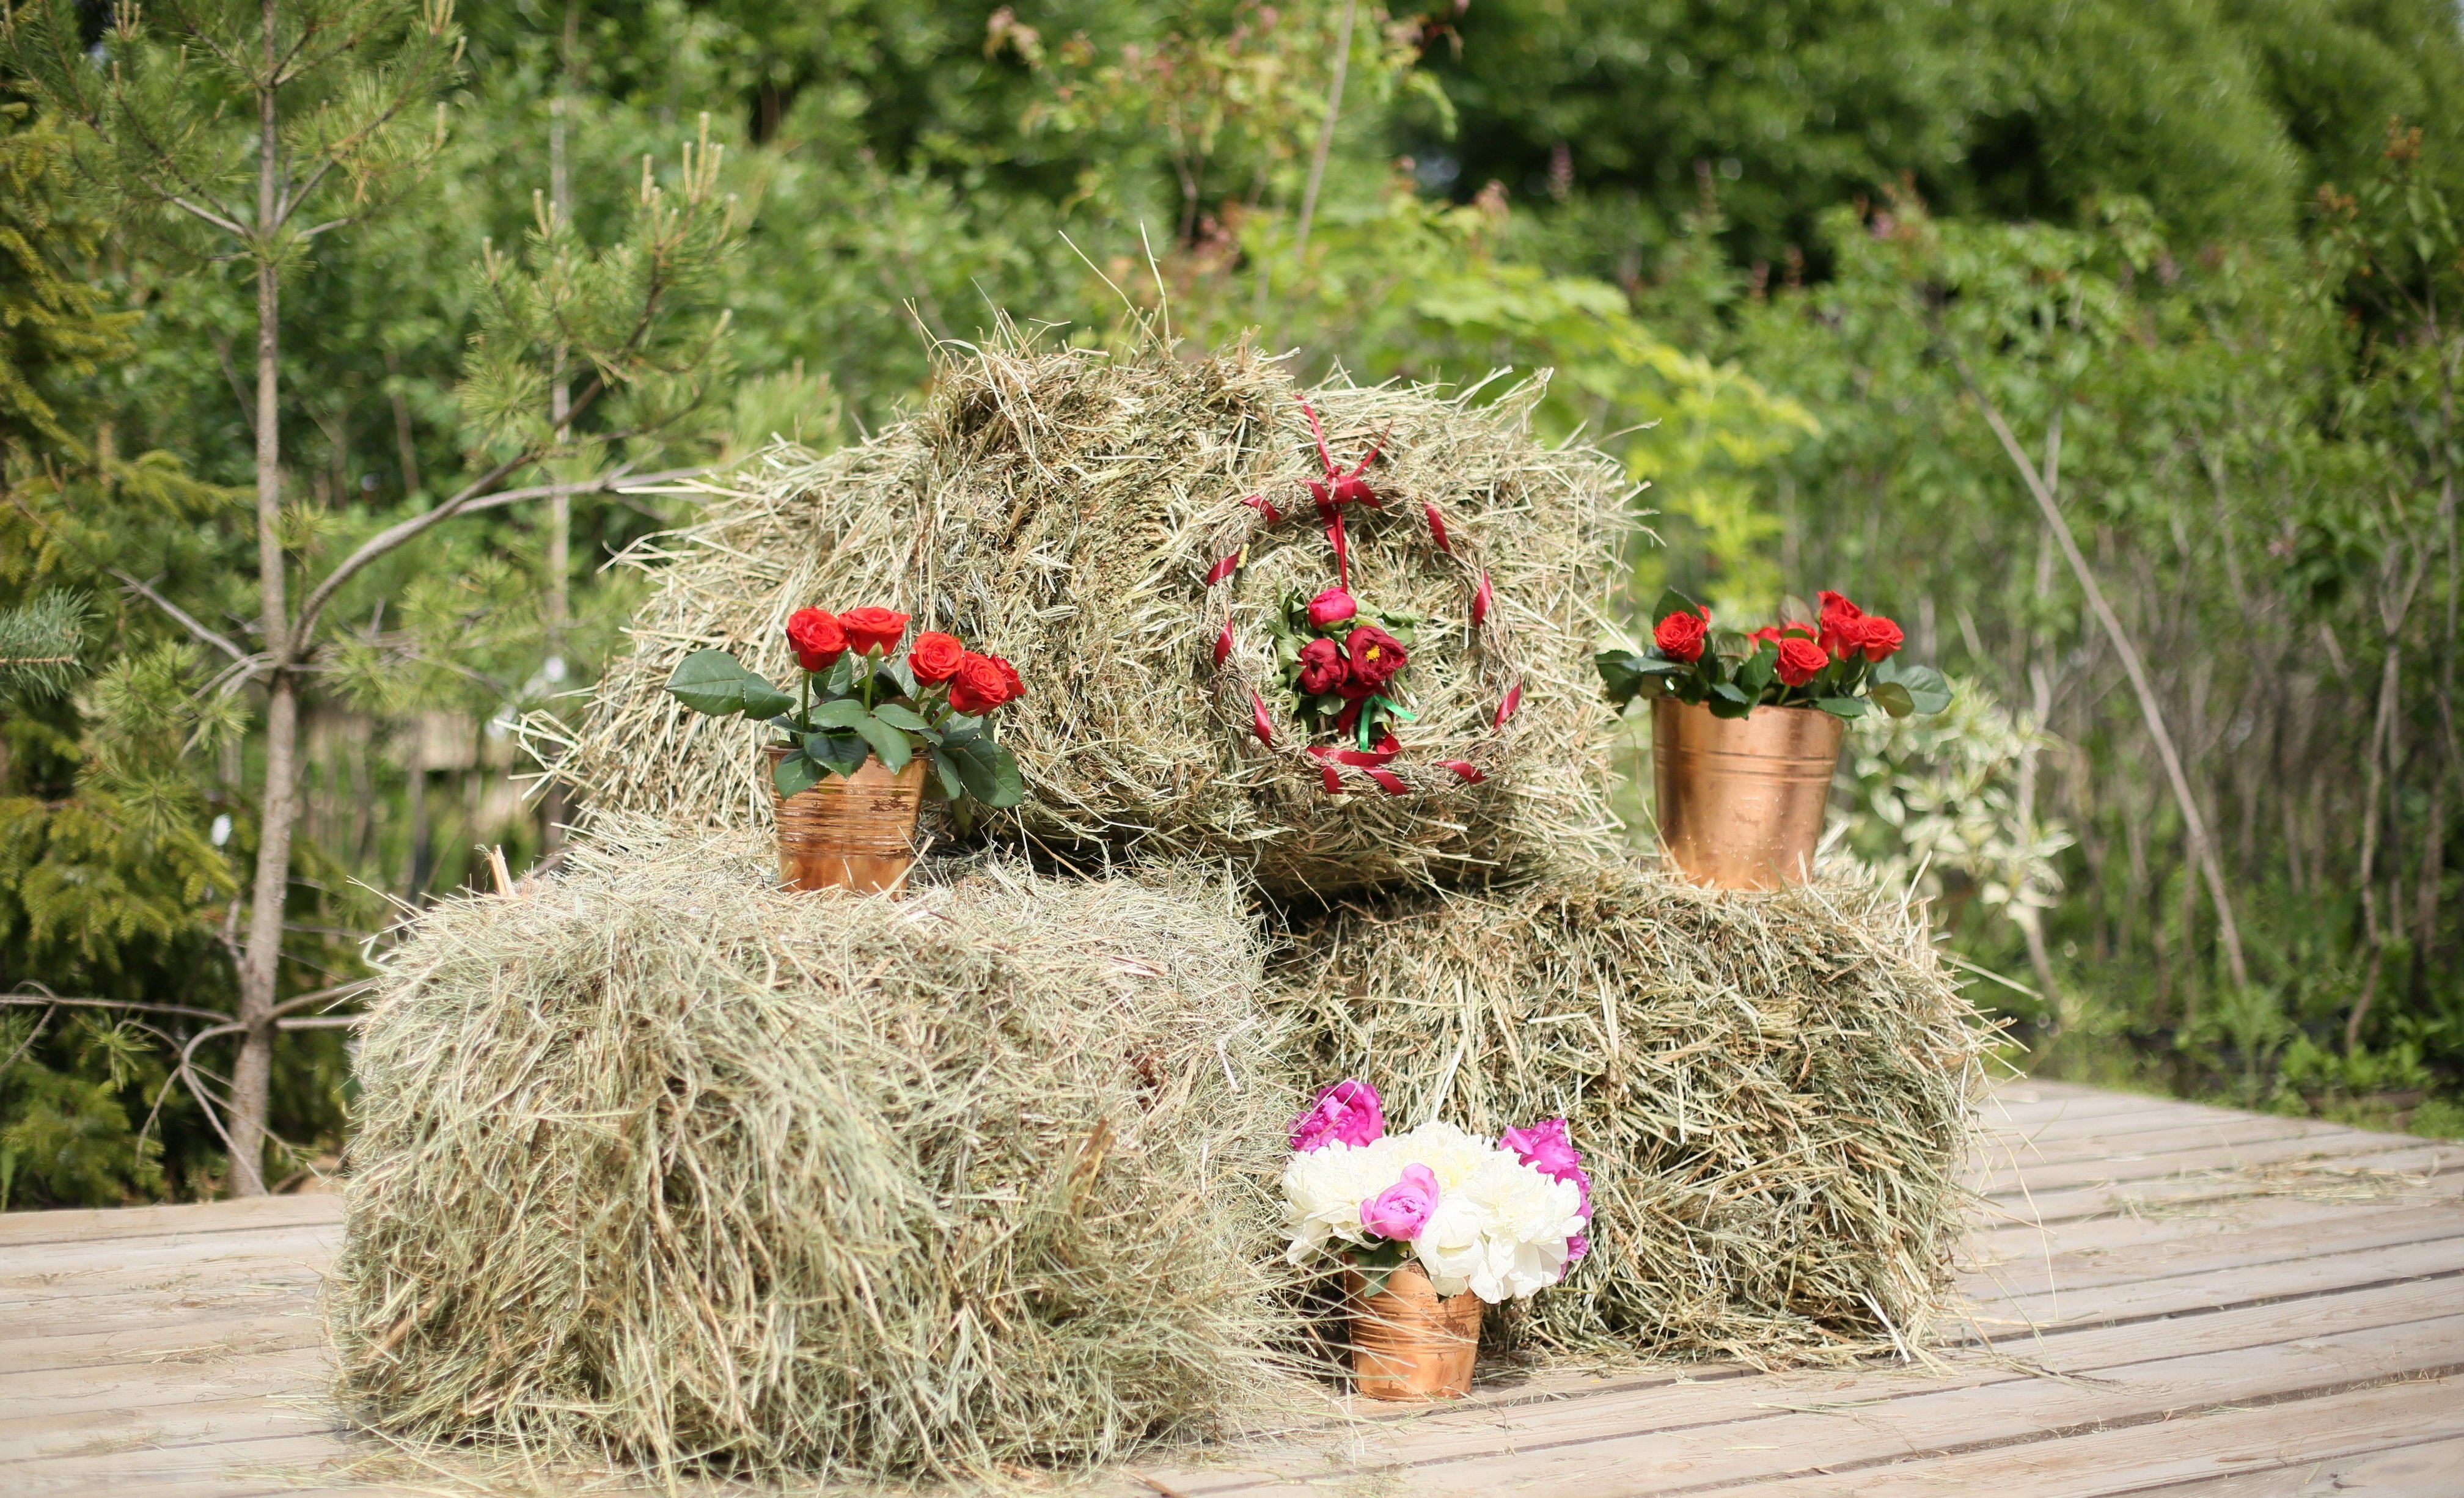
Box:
[1280,1079,1591,1303]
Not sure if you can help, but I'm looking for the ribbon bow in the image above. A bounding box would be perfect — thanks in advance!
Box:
[1296,395,1387,591]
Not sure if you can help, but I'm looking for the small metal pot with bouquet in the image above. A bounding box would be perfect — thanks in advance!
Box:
[662,607,1026,893]
[1281,1079,1592,1401]
[1597,587,1953,890]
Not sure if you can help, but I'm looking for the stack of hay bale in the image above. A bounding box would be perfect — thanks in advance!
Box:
[328,337,1987,1483]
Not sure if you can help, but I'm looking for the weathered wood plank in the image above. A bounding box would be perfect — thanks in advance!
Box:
[1958,1199,2464,1302]
[0,1195,340,1251]
[1701,1375,2464,1497]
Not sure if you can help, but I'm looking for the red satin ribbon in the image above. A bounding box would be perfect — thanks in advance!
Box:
[1204,550,1242,586]
[1437,759,1486,784]
[1250,689,1275,745]
[1241,492,1283,524]
[1212,618,1234,667]
[1493,682,1522,729]
[1424,501,1451,553]
[1471,571,1494,626]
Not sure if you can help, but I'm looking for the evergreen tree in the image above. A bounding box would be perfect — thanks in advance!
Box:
[3,0,741,1194]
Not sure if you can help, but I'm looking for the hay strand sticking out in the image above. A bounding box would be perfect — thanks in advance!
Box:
[326,831,1297,1481]
[1267,859,1992,1365]
[538,337,1635,894]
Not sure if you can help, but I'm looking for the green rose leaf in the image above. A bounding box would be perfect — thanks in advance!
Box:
[849,712,912,772]
[666,649,766,715]
[772,749,824,796]
[810,699,870,730]
[1875,659,1953,715]
[1736,646,1778,695]
[805,729,868,775]
[1650,585,1707,624]
[872,701,933,733]
[926,745,965,801]
[1869,680,1917,718]
[1814,696,1869,719]
[740,681,796,719]
[948,736,1024,807]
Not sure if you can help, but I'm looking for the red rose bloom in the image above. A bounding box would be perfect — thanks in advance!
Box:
[1296,636,1346,695]
[1775,635,1830,687]
[1652,608,1709,663]
[786,607,847,671]
[1343,624,1409,698]
[948,651,1016,716]
[1852,615,1904,662]
[908,630,965,683]
[1817,590,1866,659]
[1307,586,1358,629]
[837,606,910,657]
[1748,624,1814,646]
[988,654,1024,701]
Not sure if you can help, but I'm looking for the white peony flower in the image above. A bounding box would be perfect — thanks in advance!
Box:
[1282,1138,1401,1263]
[1411,1191,1492,1298]
[1384,1119,1497,1193]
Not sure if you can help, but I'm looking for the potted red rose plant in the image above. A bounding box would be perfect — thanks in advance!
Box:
[664,607,1025,893]
[1596,587,1951,890]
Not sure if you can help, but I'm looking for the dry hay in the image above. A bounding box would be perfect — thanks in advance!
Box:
[1267,858,1992,1365]
[537,334,1636,896]
[324,829,1297,1482]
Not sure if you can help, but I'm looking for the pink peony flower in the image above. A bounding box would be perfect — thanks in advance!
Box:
[1360,1163,1440,1241]
[1307,586,1359,630]
[1288,1078,1385,1153]
[1503,1116,1591,1219]
[1561,1232,1589,1278]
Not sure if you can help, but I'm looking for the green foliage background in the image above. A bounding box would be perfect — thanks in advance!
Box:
[6,0,2463,1204]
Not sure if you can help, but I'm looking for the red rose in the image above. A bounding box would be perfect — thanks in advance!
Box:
[1296,636,1346,695]
[1748,624,1813,646]
[908,630,965,683]
[1307,586,1358,630]
[1775,635,1830,687]
[1652,608,1709,663]
[948,651,1016,716]
[1852,615,1904,662]
[786,607,847,671]
[988,654,1024,701]
[1817,590,1866,659]
[837,606,910,657]
[1343,624,1409,698]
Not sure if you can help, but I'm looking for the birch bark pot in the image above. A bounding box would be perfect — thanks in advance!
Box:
[1346,1263,1483,1401]
[765,745,926,894]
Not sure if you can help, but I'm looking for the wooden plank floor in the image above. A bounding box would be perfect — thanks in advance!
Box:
[4,1080,2460,1497]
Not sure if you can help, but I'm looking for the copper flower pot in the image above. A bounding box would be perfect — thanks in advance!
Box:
[1346,1263,1483,1401]
[765,745,926,894]
[1651,696,1844,891]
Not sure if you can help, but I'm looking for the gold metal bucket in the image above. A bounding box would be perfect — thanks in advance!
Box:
[1651,697,1844,890]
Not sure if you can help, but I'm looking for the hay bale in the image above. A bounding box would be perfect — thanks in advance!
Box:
[540,337,1635,895]
[325,833,1295,1481]
[1267,860,1990,1364]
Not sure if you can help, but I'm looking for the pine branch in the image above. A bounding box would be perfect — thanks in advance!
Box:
[109,571,250,664]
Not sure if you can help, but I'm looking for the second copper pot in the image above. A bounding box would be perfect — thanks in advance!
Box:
[1651,696,1844,891]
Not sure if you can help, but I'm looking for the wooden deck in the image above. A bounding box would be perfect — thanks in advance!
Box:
[5,1080,2461,1496]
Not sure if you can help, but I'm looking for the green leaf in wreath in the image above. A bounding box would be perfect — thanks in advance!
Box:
[666,649,766,716]
[772,749,824,797]
[849,712,912,772]
[805,729,868,775]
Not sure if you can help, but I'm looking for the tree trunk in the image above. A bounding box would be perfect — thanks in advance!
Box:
[229,9,291,1197]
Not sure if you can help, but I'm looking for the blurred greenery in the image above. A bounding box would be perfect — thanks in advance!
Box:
[4,0,2461,1205]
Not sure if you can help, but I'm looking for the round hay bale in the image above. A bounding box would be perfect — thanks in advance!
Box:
[325,833,1296,1481]
[1267,860,1990,1365]
[539,338,1635,896]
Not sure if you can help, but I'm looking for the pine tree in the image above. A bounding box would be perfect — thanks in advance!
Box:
[3,0,739,1194]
